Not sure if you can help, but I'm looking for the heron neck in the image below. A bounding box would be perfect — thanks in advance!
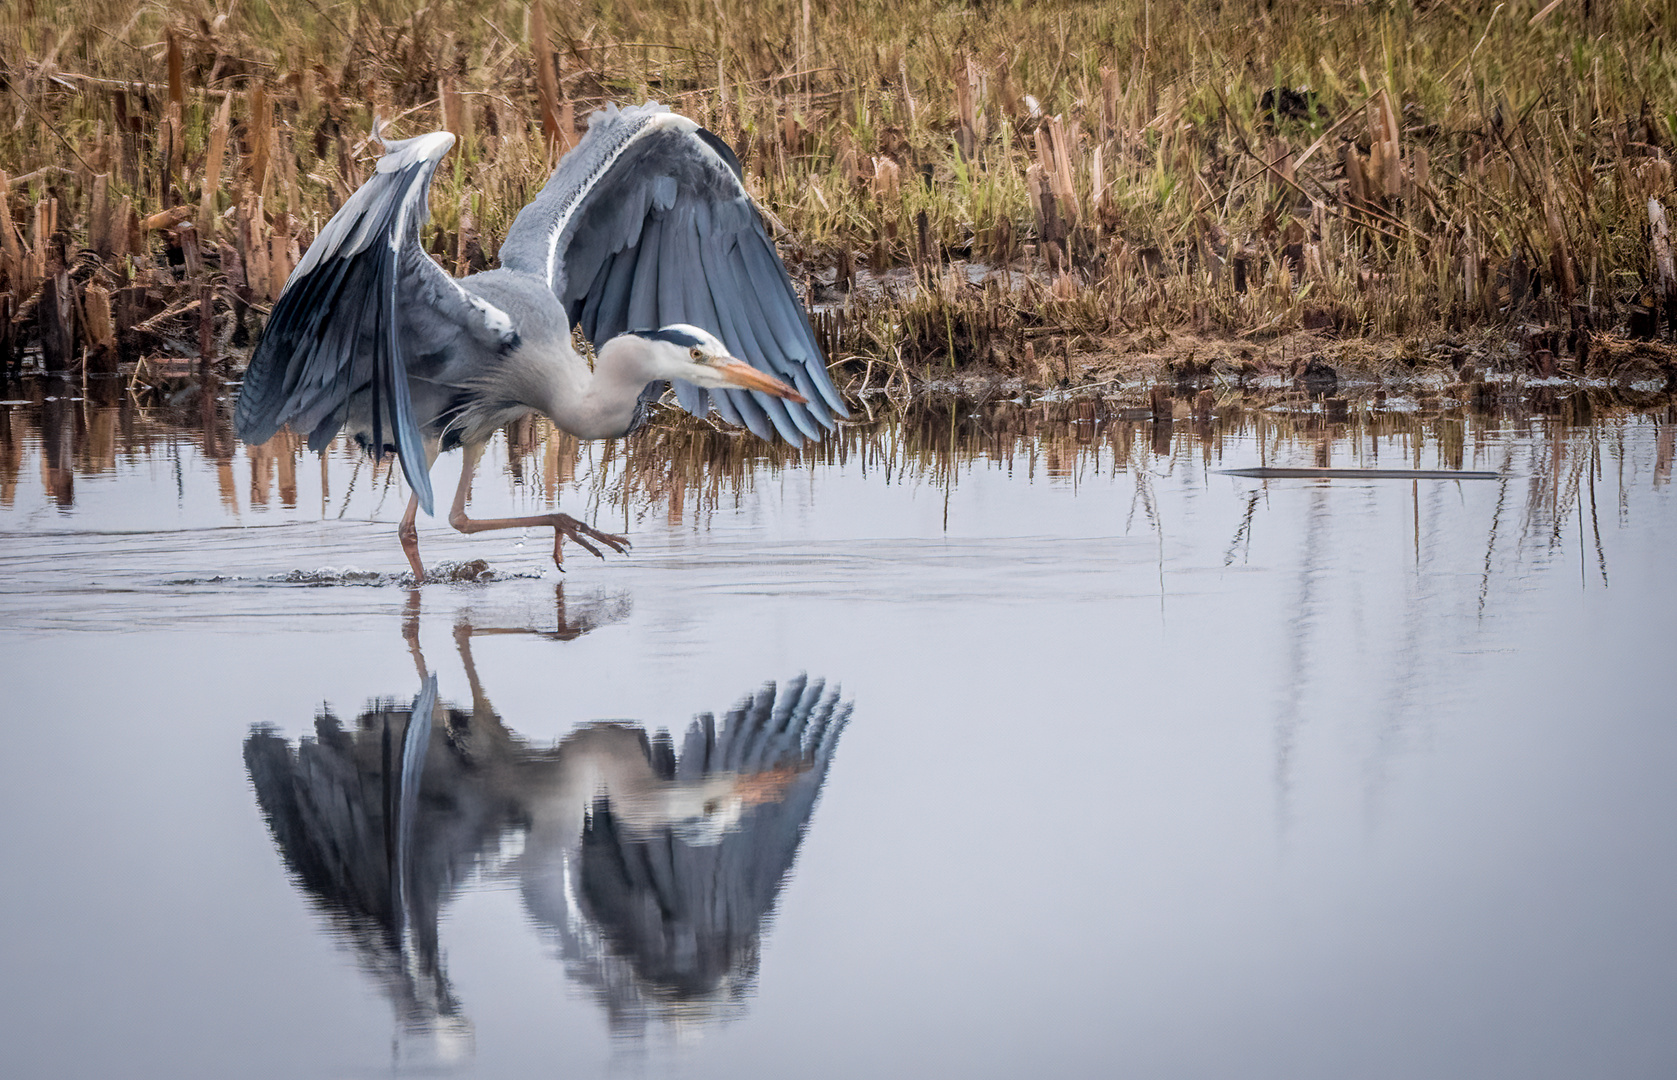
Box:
[539,335,657,439]
[519,724,668,841]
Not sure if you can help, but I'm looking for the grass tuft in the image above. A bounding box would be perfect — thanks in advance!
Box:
[2,0,1676,390]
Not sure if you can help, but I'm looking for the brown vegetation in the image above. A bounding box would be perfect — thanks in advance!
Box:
[7,367,1671,527]
[2,0,1677,400]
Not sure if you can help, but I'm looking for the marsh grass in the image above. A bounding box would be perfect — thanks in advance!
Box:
[2,0,1677,392]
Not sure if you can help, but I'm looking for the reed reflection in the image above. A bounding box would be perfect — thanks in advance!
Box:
[3,374,1669,527]
[243,599,850,1055]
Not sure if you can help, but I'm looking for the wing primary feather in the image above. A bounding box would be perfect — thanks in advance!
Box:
[672,378,708,417]
[814,698,851,763]
[239,234,360,442]
[674,205,742,427]
[740,687,780,771]
[714,700,746,771]
[506,105,848,446]
[750,674,809,771]
[625,217,663,335]
[235,136,462,516]
[583,248,637,345]
[694,230,766,433]
[658,204,709,417]
[383,236,434,514]
[740,236,814,358]
[725,387,773,440]
[705,243,777,442]
[575,252,609,341]
[370,247,386,463]
[703,240,775,400]
[723,246,806,442]
[676,712,718,781]
[744,240,848,418]
[738,239,839,435]
[599,247,639,343]
[735,224,847,419]
[656,204,691,329]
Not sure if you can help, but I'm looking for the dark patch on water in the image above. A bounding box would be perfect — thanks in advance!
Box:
[164,560,543,588]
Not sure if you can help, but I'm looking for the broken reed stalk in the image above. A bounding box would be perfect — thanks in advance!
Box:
[198,93,233,239]
[1650,199,1676,332]
[529,4,571,160]
[0,170,24,292]
[1,0,1675,386]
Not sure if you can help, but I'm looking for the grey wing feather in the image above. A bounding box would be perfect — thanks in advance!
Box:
[499,103,848,443]
[574,679,850,1000]
[674,676,850,781]
[234,132,516,514]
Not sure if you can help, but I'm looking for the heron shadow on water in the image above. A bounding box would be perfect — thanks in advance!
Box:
[234,102,847,582]
[242,589,852,1057]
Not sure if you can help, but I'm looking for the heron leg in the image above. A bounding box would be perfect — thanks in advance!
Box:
[447,442,629,568]
[451,621,495,717]
[399,493,426,583]
[402,589,426,678]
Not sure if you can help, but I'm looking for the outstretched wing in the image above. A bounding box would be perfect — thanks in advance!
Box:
[235,132,517,514]
[498,103,847,444]
[574,677,851,1003]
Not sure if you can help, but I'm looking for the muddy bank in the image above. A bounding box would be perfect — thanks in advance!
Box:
[838,325,1677,413]
[814,262,1677,403]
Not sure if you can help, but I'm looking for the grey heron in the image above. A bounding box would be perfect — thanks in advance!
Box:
[235,103,846,581]
[245,637,851,1045]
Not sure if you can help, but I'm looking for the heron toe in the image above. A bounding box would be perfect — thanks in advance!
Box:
[549,514,630,565]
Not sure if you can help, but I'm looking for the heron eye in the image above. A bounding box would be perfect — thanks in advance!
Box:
[690,346,703,360]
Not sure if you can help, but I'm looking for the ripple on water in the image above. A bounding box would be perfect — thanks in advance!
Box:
[163,560,544,588]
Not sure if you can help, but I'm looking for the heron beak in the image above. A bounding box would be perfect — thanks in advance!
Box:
[714,359,808,404]
[733,764,808,806]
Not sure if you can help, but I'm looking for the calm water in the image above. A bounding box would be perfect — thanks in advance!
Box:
[2,380,1674,1079]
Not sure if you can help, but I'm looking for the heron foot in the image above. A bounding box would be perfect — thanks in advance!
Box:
[546,514,631,567]
[446,504,629,570]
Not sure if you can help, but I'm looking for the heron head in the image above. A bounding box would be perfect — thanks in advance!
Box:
[610,764,807,846]
[633,325,808,403]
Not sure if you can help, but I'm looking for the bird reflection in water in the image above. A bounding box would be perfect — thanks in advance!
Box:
[243,589,850,1060]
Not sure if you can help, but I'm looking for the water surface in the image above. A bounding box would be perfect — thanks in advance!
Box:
[2,381,1674,1079]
